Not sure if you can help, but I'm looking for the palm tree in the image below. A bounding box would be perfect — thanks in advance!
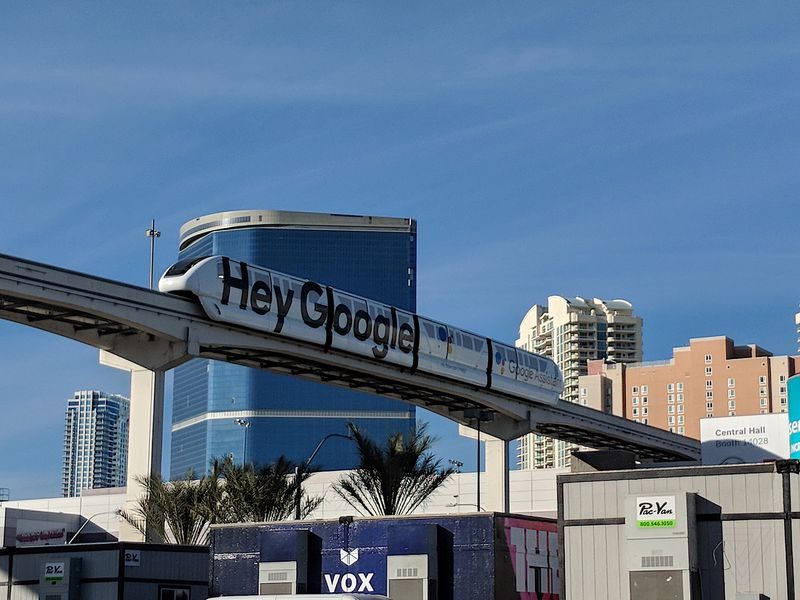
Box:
[332,423,455,516]
[121,455,321,544]
[219,456,321,523]
[120,470,217,545]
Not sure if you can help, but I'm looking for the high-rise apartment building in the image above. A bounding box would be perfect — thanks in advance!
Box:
[62,390,130,498]
[515,296,642,469]
[579,336,799,439]
[170,210,417,478]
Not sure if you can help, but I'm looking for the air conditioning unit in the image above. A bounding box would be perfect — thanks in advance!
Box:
[39,557,81,600]
[625,493,698,600]
[258,560,297,595]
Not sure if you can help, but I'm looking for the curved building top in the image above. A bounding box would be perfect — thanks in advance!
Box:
[180,209,415,251]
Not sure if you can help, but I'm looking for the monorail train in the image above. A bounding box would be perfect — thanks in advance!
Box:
[159,256,564,404]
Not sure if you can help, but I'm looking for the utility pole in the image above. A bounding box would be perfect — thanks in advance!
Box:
[145,219,161,289]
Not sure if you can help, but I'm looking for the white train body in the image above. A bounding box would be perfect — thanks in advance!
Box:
[159,256,563,405]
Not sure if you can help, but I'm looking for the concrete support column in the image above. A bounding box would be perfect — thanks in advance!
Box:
[484,438,510,513]
[99,350,165,542]
[458,425,510,513]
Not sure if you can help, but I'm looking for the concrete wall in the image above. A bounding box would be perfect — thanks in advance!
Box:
[0,469,563,535]
[0,489,126,544]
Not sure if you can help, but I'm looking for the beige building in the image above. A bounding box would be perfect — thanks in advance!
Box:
[515,296,642,469]
[580,335,800,440]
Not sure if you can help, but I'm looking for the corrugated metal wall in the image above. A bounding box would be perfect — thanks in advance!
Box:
[560,464,798,600]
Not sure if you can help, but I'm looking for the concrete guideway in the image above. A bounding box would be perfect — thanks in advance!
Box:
[0,253,700,536]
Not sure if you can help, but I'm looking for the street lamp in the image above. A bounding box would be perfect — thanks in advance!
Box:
[233,418,251,466]
[145,219,161,290]
[67,509,122,544]
[294,432,353,520]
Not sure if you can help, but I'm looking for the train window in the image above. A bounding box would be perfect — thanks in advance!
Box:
[437,326,447,342]
[462,335,473,350]
[423,322,436,337]
[165,256,210,277]
[474,338,484,352]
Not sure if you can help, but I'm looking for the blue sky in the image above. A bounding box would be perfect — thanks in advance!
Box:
[1,3,799,499]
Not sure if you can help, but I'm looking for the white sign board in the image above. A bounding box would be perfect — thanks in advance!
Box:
[635,496,676,529]
[44,562,65,582]
[16,519,67,547]
[700,413,789,465]
[124,549,141,567]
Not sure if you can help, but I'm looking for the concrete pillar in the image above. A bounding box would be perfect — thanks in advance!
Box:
[99,350,165,542]
[484,438,510,513]
[458,425,510,513]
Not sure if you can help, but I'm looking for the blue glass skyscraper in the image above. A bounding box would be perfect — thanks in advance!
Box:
[169,210,417,478]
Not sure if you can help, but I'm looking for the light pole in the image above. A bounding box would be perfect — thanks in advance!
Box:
[464,408,494,513]
[67,509,122,544]
[145,219,161,289]
[448,459,463,510]
[294,432,353,520]
[233,418,251,466]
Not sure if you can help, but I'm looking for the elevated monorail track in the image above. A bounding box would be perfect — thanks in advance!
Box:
[0,252,699,462]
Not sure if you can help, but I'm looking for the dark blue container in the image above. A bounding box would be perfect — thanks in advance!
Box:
[210,513,559,599]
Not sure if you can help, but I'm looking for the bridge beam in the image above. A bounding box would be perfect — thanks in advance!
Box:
[99,350,165,542]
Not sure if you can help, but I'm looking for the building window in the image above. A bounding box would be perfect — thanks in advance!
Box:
[728,400,736,409]
[678,415,684,425]
[780,386,787,394]
[760,387,767,397]
[706,401,713,410]
[633,407,639,416]
[729,411,736,416]
[706,391,713,399]
[705,367,713,376]
[678,426,685,434]
[633,397,639,406]
[633,417,639,423]
[781,397,788,406]
[760,398,768,408]
[668,405,675,414]
[677,382,684,392]
[669,426,675,433]
[641,396,648,405]
[677,404,684,414]
[706,413,713,418]
[706,380,713,389]
[580,387,587,397]
[728,378,735,387]
[641,385,649,394]
[761,409,768,414]
[642,407,649,416]
[677,393,684,403]
[705,354,712,364]
[642,418,648,424]
[667,383,674,393]
[668,416,675,425]
[780,374,787,383]
[728,389,735,399]
[632,386,639,395]
[668,394,675,404]
[759,375,767,385]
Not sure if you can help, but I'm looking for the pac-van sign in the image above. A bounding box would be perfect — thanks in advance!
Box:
[636,496,676,528]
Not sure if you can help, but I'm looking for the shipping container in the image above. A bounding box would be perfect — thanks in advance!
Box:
[209,512,559,600]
